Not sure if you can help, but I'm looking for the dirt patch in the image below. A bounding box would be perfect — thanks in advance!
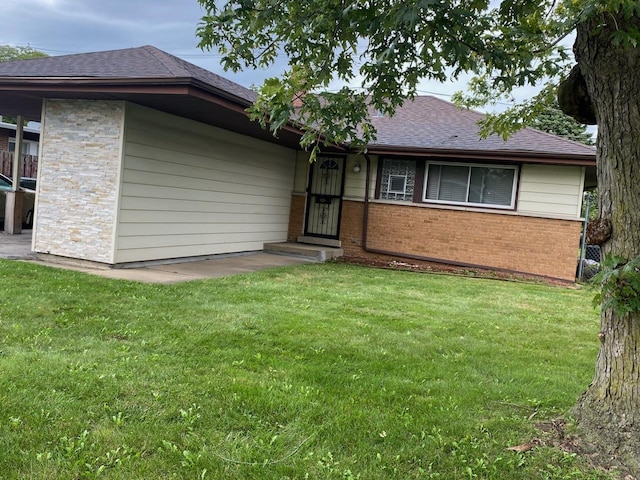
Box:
[521,418,637,479]
[338,255,576,288]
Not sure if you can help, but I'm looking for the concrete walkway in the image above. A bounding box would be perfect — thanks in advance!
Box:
[0,231,316,283]
[0,230,36,260]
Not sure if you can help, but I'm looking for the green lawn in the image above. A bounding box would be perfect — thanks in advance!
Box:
[0,260,612,479]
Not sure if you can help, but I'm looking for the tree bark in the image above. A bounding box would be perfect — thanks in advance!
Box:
[572,11,640,472]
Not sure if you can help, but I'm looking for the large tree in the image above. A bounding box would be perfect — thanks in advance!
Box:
[197,0,640,472]
[531,101,594,145]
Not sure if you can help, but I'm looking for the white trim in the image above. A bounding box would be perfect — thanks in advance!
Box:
[32,99,46,251]
[109,102,127,264]
[355,197,583,221]
[0,121,40,135]
[387,174,407,194]
[577,166,586,218]
[422,160,519,210]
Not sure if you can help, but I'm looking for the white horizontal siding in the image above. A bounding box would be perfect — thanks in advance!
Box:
[119,220,290,236]
[517,164,584,219]
[119,196,290,214]
[293,152,310,193]
[116,240,277,263]
[120,183,292,206]
[123,169,291,199]
[343,154,378,199]
[119,231,287,249]
[115,103,296,263]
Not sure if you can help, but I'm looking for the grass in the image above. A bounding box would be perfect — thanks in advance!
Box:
[0,260,612,479]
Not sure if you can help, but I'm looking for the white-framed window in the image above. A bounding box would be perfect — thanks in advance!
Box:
[388,174,408,194]
[423,162,518,209]
[8,138,38,156]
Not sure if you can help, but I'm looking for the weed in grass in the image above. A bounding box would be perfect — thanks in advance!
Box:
[180,403,202,432]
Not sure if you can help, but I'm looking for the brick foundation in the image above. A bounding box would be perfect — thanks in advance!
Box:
[338,200,582,282]
[287,193,307,241]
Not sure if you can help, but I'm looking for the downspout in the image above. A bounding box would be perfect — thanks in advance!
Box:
[362,153,372,250]
[359,154,569,283]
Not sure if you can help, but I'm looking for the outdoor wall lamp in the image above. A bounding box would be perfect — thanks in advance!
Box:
[352,164,361,173]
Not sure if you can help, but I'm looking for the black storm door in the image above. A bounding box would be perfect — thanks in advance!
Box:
[304,156,346,238]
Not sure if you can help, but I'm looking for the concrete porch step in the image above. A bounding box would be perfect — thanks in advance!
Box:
[297,235,341,248]
[264,242,344,262]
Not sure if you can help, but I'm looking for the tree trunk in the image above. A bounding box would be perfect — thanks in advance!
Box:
[571,12,640,472]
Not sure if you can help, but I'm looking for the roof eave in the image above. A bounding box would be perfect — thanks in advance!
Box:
[0,76,251,102]
[0,77,596,162]
[0,76,308,147]
[363,145,596,166]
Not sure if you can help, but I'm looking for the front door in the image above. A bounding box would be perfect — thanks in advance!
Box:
[304,156,346,239]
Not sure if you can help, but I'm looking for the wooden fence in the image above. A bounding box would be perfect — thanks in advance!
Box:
[0,150,38,178]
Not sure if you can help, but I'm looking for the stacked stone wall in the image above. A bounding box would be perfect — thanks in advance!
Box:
[34,99,125,263]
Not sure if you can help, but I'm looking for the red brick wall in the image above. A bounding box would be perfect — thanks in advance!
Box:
[339,200,582,281]
[287,193,307,241]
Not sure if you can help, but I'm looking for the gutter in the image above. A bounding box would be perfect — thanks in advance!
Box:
[365,145,595,166]
[0,76,345,149]
[0,76,317,142]
[0,76,256,105]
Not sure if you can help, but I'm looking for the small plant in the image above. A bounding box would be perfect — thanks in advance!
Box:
[592,255,640,315]
[180,403,202,432]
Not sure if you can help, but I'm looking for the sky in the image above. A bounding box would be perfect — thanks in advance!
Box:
[1,0,481,102]
[2,1,254,80]
[1,0,590,123]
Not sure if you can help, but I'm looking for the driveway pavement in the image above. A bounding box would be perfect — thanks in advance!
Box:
[0,230,35,259]
[0,231,315,283]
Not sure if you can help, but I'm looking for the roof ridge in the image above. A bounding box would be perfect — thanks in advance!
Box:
[139,46,258,103]
[140,45,192,77]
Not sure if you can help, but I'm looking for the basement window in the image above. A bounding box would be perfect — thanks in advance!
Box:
[388,175,407,194]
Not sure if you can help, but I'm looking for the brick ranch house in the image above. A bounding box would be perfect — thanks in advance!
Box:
[0,46,595,282]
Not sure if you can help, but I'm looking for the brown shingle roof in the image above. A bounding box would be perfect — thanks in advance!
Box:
[0,46,595,160]
[0,45,257,104]
[369,96,595,158]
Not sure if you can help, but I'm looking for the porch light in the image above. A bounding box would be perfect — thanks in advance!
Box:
[352,164,361,173]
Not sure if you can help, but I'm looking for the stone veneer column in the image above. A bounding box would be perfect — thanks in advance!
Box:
[34,99,125,263]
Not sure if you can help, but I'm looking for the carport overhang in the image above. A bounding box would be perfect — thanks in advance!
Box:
[0,76,326,151]
[0,75,345,237]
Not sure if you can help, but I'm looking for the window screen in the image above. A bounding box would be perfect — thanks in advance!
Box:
[425,162,517,208]
[388,175,407,194]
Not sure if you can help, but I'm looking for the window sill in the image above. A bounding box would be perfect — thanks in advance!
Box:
[359,198,582,221]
